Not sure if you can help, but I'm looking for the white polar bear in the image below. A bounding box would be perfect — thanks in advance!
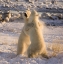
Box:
[27,10,48,58]
[17,9,31,55]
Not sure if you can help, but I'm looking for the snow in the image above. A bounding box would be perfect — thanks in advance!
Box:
[0,19,63,64]
[0,0,63,64]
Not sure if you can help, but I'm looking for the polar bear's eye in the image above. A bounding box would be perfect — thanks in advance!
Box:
[24,13,27,17]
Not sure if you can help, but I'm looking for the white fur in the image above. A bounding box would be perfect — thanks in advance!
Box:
[27,10,48,58]
[17,9,31,55]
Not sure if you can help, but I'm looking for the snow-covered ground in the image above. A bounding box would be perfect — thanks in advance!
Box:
[0,19,63,64]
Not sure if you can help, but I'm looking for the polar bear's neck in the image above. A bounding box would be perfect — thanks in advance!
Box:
[24,19,29,24]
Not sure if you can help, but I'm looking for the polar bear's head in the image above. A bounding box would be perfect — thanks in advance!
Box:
[27,10,44,29]
[22,9,31,23]
[28,10,39,23]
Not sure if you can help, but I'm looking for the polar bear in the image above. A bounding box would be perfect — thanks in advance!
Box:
[17,9,31,55]
[27,10,48,58]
